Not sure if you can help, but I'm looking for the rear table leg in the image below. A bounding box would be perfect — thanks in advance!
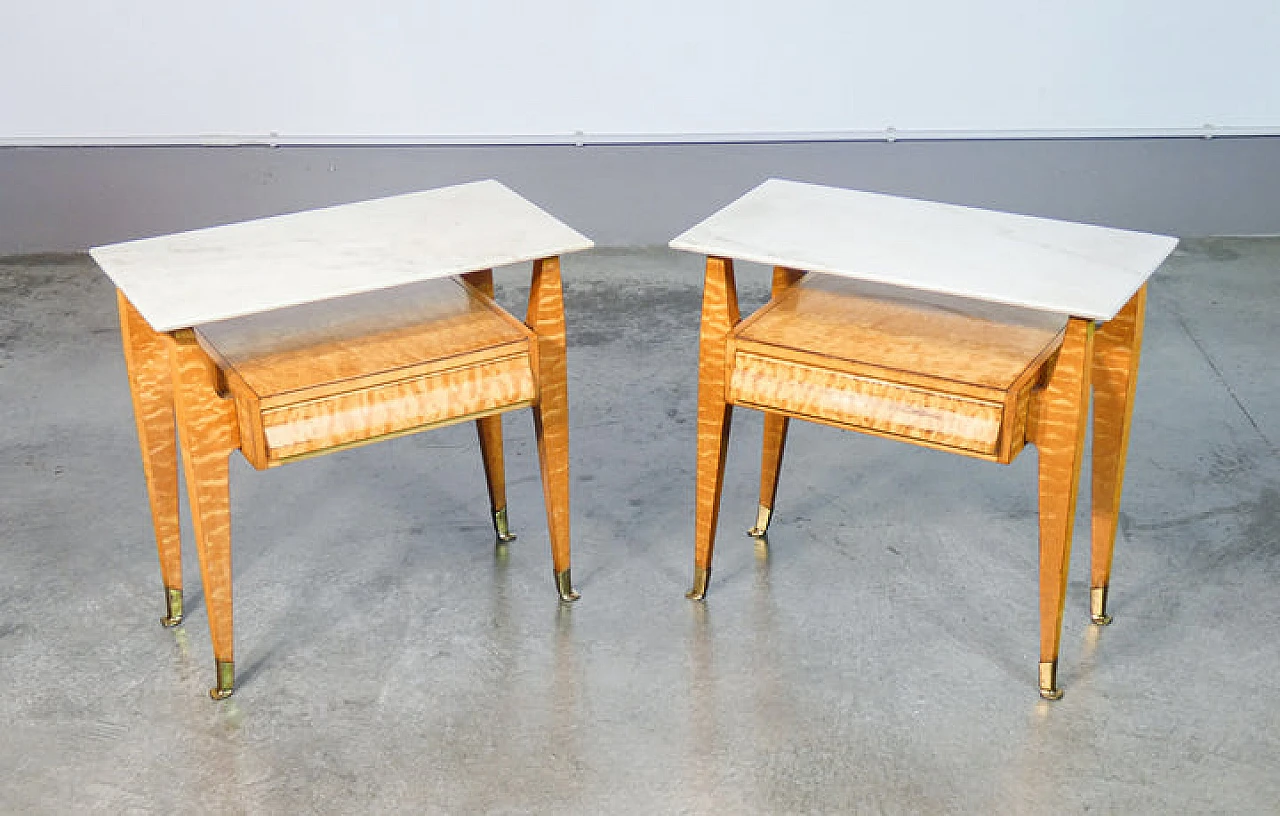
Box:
[749,413,789,538]
[748,269,804,540]
[477,414,518,543]
[462,269,519,544]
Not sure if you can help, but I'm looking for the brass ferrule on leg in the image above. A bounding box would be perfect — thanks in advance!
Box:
[746,504,773,539]
[1038,661,1063,701]
[210,660,235,700]
[492,506,517,543]
[1090,586,1113,626]
[161,587,184,628]
[555,569,580,602]
[686,565,710,600]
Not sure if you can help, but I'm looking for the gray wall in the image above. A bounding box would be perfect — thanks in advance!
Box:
[3,136,1280,255]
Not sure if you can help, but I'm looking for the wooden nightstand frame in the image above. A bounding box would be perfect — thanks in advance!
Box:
[116,259,578,700]
[688,258,1147,700]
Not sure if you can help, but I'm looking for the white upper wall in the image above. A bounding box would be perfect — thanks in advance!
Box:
[4,0,1279,143]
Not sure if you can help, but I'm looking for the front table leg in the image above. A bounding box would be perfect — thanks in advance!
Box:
[1090,285,1148,625]
[117,292,185,627]
[169,330,241,699]
[526,257,579,601]
[688,257,741,599]
[1030,317,1095,699]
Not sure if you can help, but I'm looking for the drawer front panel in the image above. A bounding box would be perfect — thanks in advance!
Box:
[259,354,535,463]
[729,352,1004,455]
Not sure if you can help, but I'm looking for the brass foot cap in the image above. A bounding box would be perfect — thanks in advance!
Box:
[746,505,772,539]
[493,507,517,543]
[686,566,710,601]
[1038,661,1063,701]
[161,588,184,627]
[210,660,234,701]
[1090,587,1113,626]
[555,569,580,603]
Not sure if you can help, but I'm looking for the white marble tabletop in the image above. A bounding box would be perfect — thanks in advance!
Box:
[92,180,594,332]
[670,179,1177,320]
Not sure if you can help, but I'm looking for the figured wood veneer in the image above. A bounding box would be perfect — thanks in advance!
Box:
[195,277,530,395]
[731,352,1009,455]
[731,275,1067,462]
[464,269,515,519]
[756,268,807,521]
[195,277,537,468]
[1027,317,1094,669]
[169,329,240,671]
[689,259,1149,697]
[114,258,577,699]
[255,354,534,462]
[118,293,184,605]
[1090,285,1147,597]
[691,256,741,581]
[107,180,590,700]
[677,180,1169,698]
[737,276,1068,389]
[527,257,574,577]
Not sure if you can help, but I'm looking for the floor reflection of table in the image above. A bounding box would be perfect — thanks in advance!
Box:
[672,179,1177,699]
[92,180,593,699]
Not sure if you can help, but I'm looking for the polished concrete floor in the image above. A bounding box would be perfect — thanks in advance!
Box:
[1,242,1278,813]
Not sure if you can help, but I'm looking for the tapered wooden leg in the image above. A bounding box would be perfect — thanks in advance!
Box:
[526,257,578,601]
[476,416,516,542]
[169,330,240,699]
[461,270,518,543]
[117,292,185,627]
[1090,285,1147,626]
[750,413,789,538]
[1029,317,1094,700]
[688,257,742,600]
[748,268,805,540]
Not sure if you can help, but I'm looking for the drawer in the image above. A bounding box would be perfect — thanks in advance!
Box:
[257,352,535,463]
[729,351,1005,457]
[195,276,538,468]
[730,275,1067,462]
